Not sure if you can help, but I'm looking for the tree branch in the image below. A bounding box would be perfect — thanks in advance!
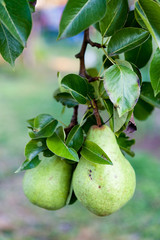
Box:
[75,28,102,127]
[65,28,103,135]
[65,105,78,136]
[75,28,105,78]
[75,29,89,77]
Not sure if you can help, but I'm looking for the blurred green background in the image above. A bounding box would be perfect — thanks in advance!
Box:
[0,6,160,240]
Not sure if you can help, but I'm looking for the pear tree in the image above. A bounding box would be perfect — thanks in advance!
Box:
[0,0,160,216]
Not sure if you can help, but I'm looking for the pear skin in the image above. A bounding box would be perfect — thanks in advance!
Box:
[23,155,72,210]
[73,125,136,216]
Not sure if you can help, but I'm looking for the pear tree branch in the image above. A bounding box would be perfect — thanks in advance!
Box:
[75,28,103,127]
[65,105,78,136]
[65,28,104,134]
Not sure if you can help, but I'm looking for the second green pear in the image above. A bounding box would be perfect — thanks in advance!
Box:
[23,155,72,210]
[73,125,136,216]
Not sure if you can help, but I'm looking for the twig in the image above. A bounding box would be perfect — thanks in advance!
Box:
[75,28,105,79]
[85,73,103,83]
[75,29,89,77]
[66,28,103,134]
[75,29,102,127]
[65,105,78,136]
[87,38,105,49]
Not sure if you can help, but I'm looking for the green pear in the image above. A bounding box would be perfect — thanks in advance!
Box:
[73,125,136,216]
[23,155,72,210]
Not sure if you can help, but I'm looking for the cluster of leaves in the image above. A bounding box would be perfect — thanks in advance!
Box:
[58,0,159,111]
[54,72,136,155]
[16,113,112,172]
[0,0,33,66]
[54,0,160,155]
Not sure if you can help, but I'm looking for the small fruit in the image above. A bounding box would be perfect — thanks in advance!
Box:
[73,125,136,216]
[23,155,72,210]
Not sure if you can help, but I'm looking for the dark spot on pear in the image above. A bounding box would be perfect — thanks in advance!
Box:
[89,170,92,173]
[98,186,101,189]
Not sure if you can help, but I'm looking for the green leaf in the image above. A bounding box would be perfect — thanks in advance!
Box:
[96,99,105,110]
[0,23,24,66]
[54,90,79,108]
[28,114,58,139]
[43,149,54,158]
[61,74,91,104]
[150,48,160,96]
[135,0,160,48]
[103,55,113,69]
[99,80,109,99]
[82,112,97,134]
[140,82,160,108]
[25,139,47,161]
[66,125,84,151]
[90,81,100,100]
[23,157,41,170]
[115,109,134,137]
[125,36,152,69]
[47,132,79,162]
[134,9,146,29]
[113,108,128,133]
[103,99,114,131]
[103,55,120,70]
[15,156,40,173]
[104,65,140,117]
[117,133,135,157]
[80,140,112,165]
[0,0,32,65]
[58,0,107,39]
[93,22,101,33]
[130,63,142,85]
[27,118,34,128]
[86,68,99,77]
[108,27,150,55]
[56,126,66,142]
[0,0,32,46]
[116,110,133,136]
[113,108,133,136]
[115,59,133,70]
[134,98,154,121]
[125,10,140,28]
[100,0,128,37]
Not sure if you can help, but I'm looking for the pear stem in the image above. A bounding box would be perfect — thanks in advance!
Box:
[92,99,102,127]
